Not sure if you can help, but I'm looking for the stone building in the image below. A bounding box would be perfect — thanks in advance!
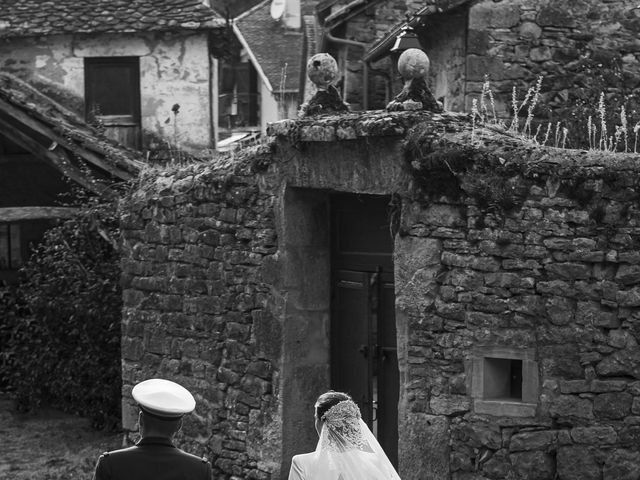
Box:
[320,0,640,149]
[0,0,222,282]
[0,72,141,283]
[0,0,227,152]
[120,101,640,480]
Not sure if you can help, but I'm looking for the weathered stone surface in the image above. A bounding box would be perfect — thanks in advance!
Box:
[602,449,640,480]
[548,395,594,421]
[469,1,521,29]
[399,414,450,480]
[430,395,471,415]
[570,426,617,445]
[596,348,640,379]
[509,430,557,451]
[618,424,640,444]
[616,264,640,285]
[545,296,575,325]
[617,288,640,307]
[511,450,556,480]
[557,446,601,480]
[594,392,632,419]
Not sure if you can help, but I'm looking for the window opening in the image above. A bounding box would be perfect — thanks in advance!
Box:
[0,223,21,270]
[218,51,260,137]
[483,358,523,401]
[85,57,141,148]
[471,347,538,417]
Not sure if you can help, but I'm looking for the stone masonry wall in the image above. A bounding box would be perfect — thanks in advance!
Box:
[464,0,640,147]
[122,107,640,480]
[395,120,640,480]
[269,110,640,480]
[120,156,282,480]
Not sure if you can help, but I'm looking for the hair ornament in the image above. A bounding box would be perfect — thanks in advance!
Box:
[321,399,361,424]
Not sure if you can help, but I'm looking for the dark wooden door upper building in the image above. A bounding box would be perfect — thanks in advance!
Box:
[330,193,399,466]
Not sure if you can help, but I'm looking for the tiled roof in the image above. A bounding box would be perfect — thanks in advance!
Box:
[235,0,304,93]
[0,0,224,39]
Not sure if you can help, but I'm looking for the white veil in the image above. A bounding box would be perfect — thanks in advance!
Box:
[308,400,401,480]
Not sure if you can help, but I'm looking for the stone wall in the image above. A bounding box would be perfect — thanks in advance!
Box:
[121,108,640,480]
[120,156,282,479]
[328,0,640,147]
[395,122,640,479]
[462,0,640,146]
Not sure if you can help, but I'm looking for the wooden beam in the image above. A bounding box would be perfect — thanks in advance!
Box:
[0,97,139,179]
[0,115,106,194]
[0,206,78,222]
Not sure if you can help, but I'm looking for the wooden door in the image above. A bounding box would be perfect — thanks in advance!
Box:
[85,57,141,150]
[330,193,398,466]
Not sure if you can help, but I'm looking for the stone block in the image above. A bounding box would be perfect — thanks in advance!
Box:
[617,288,640,306]
[570,426,617,445]
[460,422,502,450]
[509,430,557,452]
[466,55,505,82]
[557,446,600,480]
[619,424,640,444]
[602,449,640,480]
[593,392,632,420]
[430,395,471,415]
[545,296,575,326]
[596,348,640,379]
[548,395,593,421]
[511,450,556,480]
[481,451,511,478]
[576,301,619,328]
[467,29,489,55]
[559,380,589,394]
[530,47,552,62]
[544,263,591,281]
[616,264,640,285]
[469,1,520,29]
[399,413,450,480]
[519,21,542,40]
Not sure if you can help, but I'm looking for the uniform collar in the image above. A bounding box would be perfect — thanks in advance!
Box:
[137,436,175,447]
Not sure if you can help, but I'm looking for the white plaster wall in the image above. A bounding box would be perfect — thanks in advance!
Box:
[260,81,278,134]
[259,84,300,134]
[0,31,212,150]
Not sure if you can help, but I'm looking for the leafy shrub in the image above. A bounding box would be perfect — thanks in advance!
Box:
[0,192,122,430]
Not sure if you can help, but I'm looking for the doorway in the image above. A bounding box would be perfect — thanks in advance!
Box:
[329,193,399,466]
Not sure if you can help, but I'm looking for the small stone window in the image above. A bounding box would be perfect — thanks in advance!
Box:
[471,347,538,417]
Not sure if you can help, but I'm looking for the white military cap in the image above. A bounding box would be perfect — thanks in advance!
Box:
[132,378,196,418]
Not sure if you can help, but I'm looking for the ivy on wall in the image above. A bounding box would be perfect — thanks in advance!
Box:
[0,191,123,430]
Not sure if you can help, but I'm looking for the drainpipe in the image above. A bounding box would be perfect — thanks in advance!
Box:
[325,30,369,110]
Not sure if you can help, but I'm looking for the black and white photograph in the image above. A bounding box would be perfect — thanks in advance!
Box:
[1,1,639,479]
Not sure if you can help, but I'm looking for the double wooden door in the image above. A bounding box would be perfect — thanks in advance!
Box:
[330,193,399,466]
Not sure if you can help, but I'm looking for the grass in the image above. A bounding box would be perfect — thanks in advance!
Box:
[471,75,640,153]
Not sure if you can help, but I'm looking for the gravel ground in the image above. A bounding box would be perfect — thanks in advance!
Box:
[0,393,123,480]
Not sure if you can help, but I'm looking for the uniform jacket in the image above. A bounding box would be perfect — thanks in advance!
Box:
[93,436,212,480]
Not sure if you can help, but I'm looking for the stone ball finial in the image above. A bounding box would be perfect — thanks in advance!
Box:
[386,48,441,113]
[307,53,339,90]
[397,48,430,81]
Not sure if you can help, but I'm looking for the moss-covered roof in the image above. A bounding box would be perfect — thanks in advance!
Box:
[0,72,143,194]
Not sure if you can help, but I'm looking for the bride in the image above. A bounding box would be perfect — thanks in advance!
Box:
[288,391,402,480]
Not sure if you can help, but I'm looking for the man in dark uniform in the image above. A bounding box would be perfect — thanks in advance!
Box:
[93,378,212,480]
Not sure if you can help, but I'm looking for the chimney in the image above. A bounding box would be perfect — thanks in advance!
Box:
[283,0,301,30]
